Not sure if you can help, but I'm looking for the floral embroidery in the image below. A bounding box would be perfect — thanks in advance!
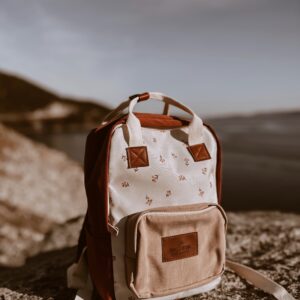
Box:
[152,175,159,182]
[160,155,165,163]
[133,168,139,172]
[166,190,172,197]
[121,181,129,187]
[198,188,205,197]
[178,175,186,181]
[184,157,190,166]
[202,167,207,175]
[152,137,157,143]
[171,153,178,158]
[145,195,153,206]
[121,154,127,162]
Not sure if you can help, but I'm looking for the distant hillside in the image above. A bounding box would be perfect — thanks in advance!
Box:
[0,71,110,133]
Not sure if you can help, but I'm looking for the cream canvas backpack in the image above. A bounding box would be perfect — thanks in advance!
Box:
[67,92,295,300]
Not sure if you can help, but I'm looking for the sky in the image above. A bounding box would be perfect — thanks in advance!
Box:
[0,0,300,116]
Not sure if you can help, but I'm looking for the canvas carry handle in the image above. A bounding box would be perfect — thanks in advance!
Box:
[126,92,204,147]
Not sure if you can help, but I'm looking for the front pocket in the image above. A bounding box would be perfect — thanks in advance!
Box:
[125,203,227,299]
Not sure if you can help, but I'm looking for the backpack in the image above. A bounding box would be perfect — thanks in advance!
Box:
[67,92,295,300]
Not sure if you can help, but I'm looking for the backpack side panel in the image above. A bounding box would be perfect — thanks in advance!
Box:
[83,124,119,300]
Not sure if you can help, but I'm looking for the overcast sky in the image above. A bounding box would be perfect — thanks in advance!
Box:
[0,0,300,116]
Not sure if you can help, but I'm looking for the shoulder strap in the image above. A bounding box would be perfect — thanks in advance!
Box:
[226,259,296,300]
[67,249,296,300]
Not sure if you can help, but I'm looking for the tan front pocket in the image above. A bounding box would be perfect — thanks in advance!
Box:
[125,203,227,299]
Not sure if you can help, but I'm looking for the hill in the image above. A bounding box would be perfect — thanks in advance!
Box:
[0,71,110,133]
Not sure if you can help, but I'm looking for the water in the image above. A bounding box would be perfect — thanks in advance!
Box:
[27,131,89,164]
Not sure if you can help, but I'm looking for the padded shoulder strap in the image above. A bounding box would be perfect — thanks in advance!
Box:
[226,259,296,300]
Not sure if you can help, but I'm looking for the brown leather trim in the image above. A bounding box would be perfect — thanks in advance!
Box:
[187,143,211,162]
[129,92,150,102]
[162,232,198,262]
[126,146,149,168]
[138,92,150,101]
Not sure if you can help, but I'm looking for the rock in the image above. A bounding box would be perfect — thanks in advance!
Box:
[0,124,86,266]
[0,211,299,299]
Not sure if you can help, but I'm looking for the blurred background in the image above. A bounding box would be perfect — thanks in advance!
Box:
[0,1,299,296]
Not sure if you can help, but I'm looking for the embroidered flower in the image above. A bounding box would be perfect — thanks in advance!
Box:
[152,137,157,143]
[145,195,153,206]
[121,154,127,162]
[152,175,159,182]
[198,188,205,197]
[166,190,172,197]
[171,153,178,158]
[202,167,207,175]
[160,155,165,163]
[121,181,129,187]
[133,168,139,172]
[184,157,190,166]
[178,175,186,181]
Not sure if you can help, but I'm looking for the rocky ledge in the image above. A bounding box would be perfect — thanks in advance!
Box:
[0,124,86,266]
[0,211,299,300]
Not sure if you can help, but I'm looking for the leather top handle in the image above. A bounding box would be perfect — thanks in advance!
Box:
[126,92,204,147]
[101,92,169,126]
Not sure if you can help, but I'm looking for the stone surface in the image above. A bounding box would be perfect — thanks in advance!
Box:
[0,124,86,266]
[0,211,299,300]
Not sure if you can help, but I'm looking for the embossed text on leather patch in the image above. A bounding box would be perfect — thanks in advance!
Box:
[162,232,198,262]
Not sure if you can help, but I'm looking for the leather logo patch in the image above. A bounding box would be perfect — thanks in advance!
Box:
[162,232,198,262]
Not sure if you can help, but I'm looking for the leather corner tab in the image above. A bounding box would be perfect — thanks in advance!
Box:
[187,143,211,162]
[126,146,149,168]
